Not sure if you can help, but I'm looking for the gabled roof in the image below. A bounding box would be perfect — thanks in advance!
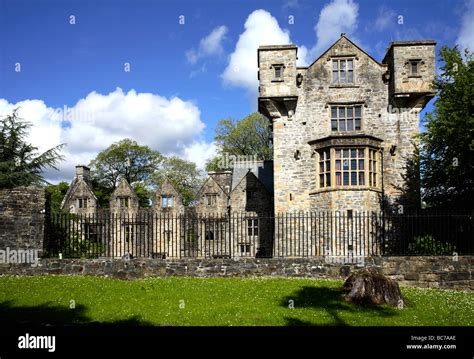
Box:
[156,177,184,201]
[111,178,138,199]
[230,169,271,196]
[61,175,97,210]
[231,160,273,193]
[305,34,385,70]
[197,172,232,197]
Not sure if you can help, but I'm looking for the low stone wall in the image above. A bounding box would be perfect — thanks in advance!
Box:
[0,256,472,290]
[0,187,47,251]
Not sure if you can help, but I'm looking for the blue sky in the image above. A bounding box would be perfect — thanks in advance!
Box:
[0,0,472,181]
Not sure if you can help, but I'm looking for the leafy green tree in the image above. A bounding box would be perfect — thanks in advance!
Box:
[420,46,474,209]
[150,156,204,205]
[133,183,152,208]
[90,179,113,208]
[46,181,69,212]
[0,109,64,188]
[207,112,272,171]
[90,138,163,190]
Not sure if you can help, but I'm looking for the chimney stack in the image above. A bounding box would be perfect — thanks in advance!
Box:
[75,165,90,181]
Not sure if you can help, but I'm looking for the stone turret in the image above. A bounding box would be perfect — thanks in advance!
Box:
[258,44,299,120]
[383,40,436,108]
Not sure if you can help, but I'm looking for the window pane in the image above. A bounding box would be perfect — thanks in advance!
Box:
[355,118,361,130]
[332,60,338,70]
[347,107,353,119]
[340,71,346,82]
[347,71,353,83]
[326,173,331,187]
[347,120,353,131]
[358,159,364,170]
[347,60,353,70]
[351,172,357,185]
[336,172,341,185]
[369,161,372,171]
[339,107,345,118]
[275,67,281,78]
[320,174,324,187]
[331,107,337,118]
[343,159,349,170]
[339,119,345,131]
[319,162,324,172]
[411,62,417,74]
[355,106,361,117]
[326,161,331,171]
[343,149,349,158]
[331,119,338,131]
[340,61,346,70]
[373,175,376,186]
[335,160,341,170]
[325,150,330,159]
[343,172,349,185]
[332,71,338,83]
[335,149,341,158]
[351,159,357,170]
[351,149,357,158]
[359,172,365,185]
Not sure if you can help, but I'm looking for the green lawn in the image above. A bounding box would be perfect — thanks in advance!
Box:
[0,276,472,326]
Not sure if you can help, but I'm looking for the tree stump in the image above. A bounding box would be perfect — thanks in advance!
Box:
[343,267,404,308]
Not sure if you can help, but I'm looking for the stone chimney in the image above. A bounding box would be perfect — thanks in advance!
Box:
[75,165,90,181]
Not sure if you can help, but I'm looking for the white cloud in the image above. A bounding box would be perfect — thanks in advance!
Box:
[0,88,214,182]
[310,0,359,58]
[183,141,217,170]
[456,0,474,52]
[186,25,228,64]
[374,6,396,32]
[221,9,309,95]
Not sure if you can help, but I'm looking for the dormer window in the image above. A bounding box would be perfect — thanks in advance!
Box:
[332,59,354,84]
[204,193,217,206]
[161,195,173,208]
[77,198,88,209]
[118,197,129,208]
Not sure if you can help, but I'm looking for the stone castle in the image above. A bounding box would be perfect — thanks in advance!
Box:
[62,35,436,258]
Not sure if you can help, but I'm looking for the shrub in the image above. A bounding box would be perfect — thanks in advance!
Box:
[407,234,456,255]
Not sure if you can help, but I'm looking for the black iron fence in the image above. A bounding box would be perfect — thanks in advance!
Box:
[43,210,473,259]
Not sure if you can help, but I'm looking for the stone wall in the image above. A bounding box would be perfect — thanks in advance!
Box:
[1,256,471,290]
[0,187,47,251]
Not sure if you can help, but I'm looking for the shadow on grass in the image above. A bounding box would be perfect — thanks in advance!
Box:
[0,301,155,328]
[281,286,398,326]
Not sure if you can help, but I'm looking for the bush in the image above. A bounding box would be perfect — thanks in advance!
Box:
[61,232,104,258]
[407,234,456,255]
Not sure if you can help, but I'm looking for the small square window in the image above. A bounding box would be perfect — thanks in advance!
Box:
[410,60,420,75]
[275,66,281,78]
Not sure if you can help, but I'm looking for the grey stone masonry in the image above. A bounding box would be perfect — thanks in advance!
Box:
[0,187,47,251]
[258,35,436,214]
[1,256,471,290]
[61,165,98,215]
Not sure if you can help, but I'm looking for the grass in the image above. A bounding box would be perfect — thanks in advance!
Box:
[0,275,472,326]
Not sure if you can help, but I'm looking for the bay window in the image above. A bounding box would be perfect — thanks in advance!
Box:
[317,147,379,189]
